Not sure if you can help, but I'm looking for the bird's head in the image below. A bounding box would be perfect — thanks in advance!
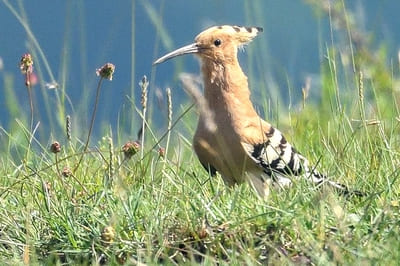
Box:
[153,25,263,65]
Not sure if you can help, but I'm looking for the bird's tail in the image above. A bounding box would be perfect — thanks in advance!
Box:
[300,155,364,197]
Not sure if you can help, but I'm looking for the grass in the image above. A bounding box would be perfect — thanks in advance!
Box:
[1,0,400,265]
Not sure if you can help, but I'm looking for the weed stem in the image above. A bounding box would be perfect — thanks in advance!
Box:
[74,77,104,172]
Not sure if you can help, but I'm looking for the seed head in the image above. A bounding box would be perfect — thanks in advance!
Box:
[66,115,71,141]
[44,181,52,193]
[50,141,61,153]
[96,63,115,81]
[140,75,149,109]
[358,70,364,105]
[62,166,72,177]
[20,53,33,74]
[166,87,172,131]
[101,226,116,246]
[122,141,140,159]
[158,147,165,157]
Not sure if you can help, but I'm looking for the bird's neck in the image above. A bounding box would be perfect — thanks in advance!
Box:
[201,59,258,118]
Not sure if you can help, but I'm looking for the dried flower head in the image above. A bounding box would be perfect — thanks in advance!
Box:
[20,53,33,74]
[122,141,140,159]
[62,166,72,177]
[50,141,61,153]
[44,181,52,193]
[158,147,165,157]
[96,63,115,80]
[101,226,115,246]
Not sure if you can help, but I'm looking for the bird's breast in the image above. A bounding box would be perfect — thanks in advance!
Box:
[193,112,255,185]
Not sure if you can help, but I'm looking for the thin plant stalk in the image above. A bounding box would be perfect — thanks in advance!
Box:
[130,0,136,135]
[26,74,34,133]
[141,98,146,160]
[108,135,115,185]
[19,53,35,161]
[74,77,104,172]
[54,153,68,189]
[25,74,34,160]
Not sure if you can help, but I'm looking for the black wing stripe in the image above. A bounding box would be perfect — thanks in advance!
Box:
[251,143,267,159]
[248,127,314,179]
[244,126,364,196]
[266,127,275,138]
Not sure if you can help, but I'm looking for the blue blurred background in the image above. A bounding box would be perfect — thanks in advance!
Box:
[1,0,399,142]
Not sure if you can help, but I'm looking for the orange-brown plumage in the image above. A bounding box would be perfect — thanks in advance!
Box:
[154,25,362,198]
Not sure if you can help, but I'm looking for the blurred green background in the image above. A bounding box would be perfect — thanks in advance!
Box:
[1,0,399,142]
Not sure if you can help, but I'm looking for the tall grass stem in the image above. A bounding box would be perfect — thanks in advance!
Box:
[74,77,104,172]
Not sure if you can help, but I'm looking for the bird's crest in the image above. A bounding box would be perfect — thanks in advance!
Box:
[153,25,263,65]
[195,25,263,47]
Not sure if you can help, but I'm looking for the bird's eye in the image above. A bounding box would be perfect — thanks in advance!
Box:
[214,39,222,47]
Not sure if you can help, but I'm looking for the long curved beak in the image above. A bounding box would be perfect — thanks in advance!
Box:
[153,43,200,65]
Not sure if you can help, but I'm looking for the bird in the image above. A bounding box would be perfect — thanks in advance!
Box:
[153,25,362,199]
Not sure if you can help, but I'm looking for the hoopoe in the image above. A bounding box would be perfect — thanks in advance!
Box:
[154,25,362,199]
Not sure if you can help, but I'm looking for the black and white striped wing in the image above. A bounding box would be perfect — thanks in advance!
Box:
[242,126,355,194]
